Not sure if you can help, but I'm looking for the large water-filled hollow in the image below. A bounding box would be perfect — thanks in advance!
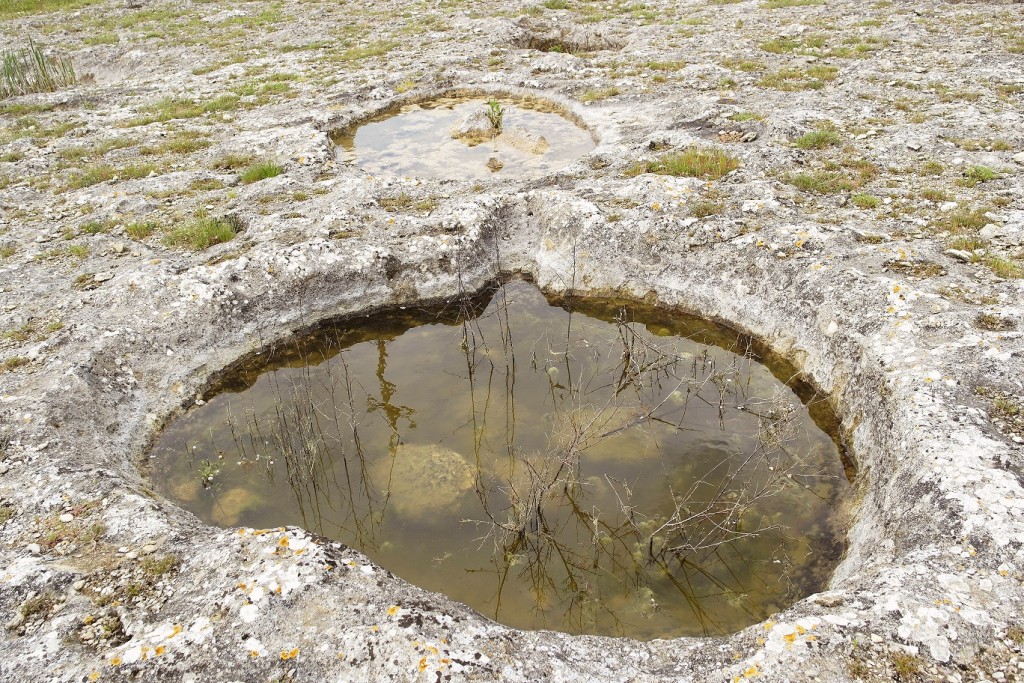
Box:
[151,280,851,640]
[333,94,596,179]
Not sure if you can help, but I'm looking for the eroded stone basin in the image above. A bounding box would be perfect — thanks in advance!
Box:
[150,280,850,639]
[332,96,596,179]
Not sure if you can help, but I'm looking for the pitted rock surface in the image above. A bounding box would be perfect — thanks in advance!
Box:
[1,0,1023,681]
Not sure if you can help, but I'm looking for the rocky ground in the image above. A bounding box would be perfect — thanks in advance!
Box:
[1,0,1023,681]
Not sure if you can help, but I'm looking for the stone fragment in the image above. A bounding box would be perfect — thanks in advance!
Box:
[59,513,73,523]
[94,272,114,283]
[1013,151,1024,165]
[498,125,549,155]
[945,249,973,262]
[814,592,845,607]
[450,110,495,146]
[907,141,923,151]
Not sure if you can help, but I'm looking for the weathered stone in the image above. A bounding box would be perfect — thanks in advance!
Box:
[0,1,1022,682]
[450,110,495,146]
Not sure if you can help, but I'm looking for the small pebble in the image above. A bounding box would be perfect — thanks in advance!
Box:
[126,551,138,560]
[117,546,129,554]
[27,543,41,554]
[59,513,74,523]
[72,580,85,591]
[141,544,158,555]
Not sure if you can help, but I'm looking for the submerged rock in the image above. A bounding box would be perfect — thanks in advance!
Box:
[371,444,475,517]
[210,486,261,526]
[497,125,550,155]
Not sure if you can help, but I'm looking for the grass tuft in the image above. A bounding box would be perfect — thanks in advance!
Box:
[67,163,157,189]
[761,0,824,7]
[1,38,76,99]
[626,147,740,179]
[759,65,838,91]
[162,214,240,251]
[238,161,283,184]
[793,129,842,150]
[851,193,880,209]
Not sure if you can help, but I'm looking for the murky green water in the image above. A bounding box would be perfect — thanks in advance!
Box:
[333,96,595,179]
[150,281,850,639]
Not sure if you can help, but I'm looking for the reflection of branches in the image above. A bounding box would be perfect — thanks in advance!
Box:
[216,337,391,550]
[169,277,842,639]
[462,297,833,636]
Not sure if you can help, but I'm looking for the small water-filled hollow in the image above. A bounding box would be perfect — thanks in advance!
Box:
[332,95,596,179]
[151,281,851,639]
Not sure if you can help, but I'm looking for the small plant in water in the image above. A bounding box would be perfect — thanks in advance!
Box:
[197,459,220,489]
[485,98,504,134]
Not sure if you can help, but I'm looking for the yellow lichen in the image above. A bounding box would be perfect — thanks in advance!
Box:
[418,657,428,672]
[109,657,122,667]
[89,672,100,681]
[387,605,400,616]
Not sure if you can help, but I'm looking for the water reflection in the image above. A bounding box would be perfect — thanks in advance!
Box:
[333,97,596,179]
[152,281,848,639]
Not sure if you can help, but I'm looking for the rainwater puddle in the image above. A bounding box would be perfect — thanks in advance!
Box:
[151,281,851,639]
[333,96,595,179]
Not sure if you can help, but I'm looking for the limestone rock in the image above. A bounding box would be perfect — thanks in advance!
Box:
[497,125,549,155]
[450,110,495,146]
